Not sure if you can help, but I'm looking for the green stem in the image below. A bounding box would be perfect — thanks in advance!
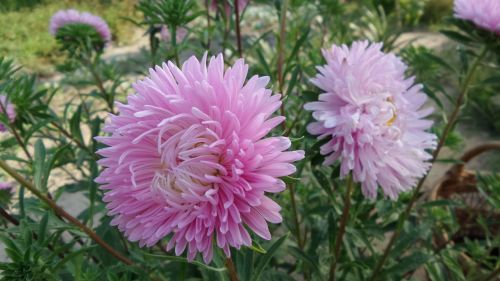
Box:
[171,27,180,66]
[50,121,97,160]
[234,0,243,58]
[289,182,303,249]
[83,57,114,114]
[205,0,211,49]
[0,101,32,162]
[329,174,353,281]
[0,159,133,265]
[278,0,288,130]
[368,46,488,281]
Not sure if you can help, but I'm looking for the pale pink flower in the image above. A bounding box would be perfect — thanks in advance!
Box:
[0,95,15,133]
[305,41,436,200]
[96,54,304,263]
[49,9,111,43]
[0,182,12,190]
[454,0,500,35]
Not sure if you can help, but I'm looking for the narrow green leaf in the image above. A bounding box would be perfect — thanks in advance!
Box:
[143,253,227,272]
[288,246,324,280]
[69,105,84,144]
[34,139,46,191]
[38,212,49,244]
[382,252,431,277]
[251,233,289,281]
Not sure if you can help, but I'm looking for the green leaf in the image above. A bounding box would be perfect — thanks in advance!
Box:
[256,48,272,78]
[440,30,473,45]
[251,233,289,281]
[286,28,310,65]
[419,200,461,209]
[142,253,227,272]
[382,252,431,277]
[247,242,267,254]
[285,65,301,97]
[33,139,46,192]
[37,212,49,244]
[53,245,98,272]
[288,246,324,280]
[69,105,84,144]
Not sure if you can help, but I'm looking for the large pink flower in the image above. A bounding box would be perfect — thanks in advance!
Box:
[49,9,111,43]
[0,95,15,133]
[454,0,500,35]
[305,41,436,200]
[96,54,303,263]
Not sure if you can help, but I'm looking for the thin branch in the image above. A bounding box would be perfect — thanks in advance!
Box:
[50,121,98,160]
[234,0,243,58]
[0,159,133,265]
[225,257,239,281]
[329,174,353,281]
[277,0,288,130]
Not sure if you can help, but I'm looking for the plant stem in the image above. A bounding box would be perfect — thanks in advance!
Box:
[368,46,488,281]
[0,101,32,161]
[329,174,353,281]
[50,121,97,160]
[83,57,114,114]
[0,206,19,225]
[149,26,158,67]
[289,182,303,249]
[225,257,239,281]
[171,27,180,66]
[0,159,133,265]
[234,0,243,58]
[10,124,33,162]
[277,0,288,129]
[205,0,211,49]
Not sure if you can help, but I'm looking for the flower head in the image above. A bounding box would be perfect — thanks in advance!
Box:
[0,95,15,133]
[96,54,303,263]
[454,0,500,35]
[49,9,111,43]
[0,182,12,190]
[305,41,436,200]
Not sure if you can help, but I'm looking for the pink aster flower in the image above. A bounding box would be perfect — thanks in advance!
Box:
[95,53,304,263]
[0,95,15,133]
[160,26,188,43]
[49,9,111,43]
[0,182,12,190]
[305,41,436,200]
[454,0,500,35]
